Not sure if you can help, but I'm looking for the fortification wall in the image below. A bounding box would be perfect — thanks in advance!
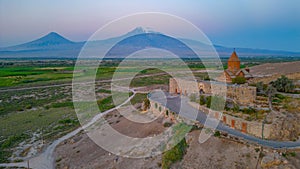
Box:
[170,78,257,106]
[150,98,271,139]
[188,102,271,139]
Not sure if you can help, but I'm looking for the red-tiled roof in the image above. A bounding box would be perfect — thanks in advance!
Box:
[228,51,240,62]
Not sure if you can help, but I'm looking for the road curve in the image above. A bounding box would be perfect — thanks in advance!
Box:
[0,88,136,169]
[149,91,300,149]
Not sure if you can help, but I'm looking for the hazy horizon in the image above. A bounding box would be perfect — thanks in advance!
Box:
[0,0,299,52]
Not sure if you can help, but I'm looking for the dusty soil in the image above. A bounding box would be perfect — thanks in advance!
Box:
[54,109,300,169]
[54,132,162,169]
[250,61,300,77]
[54,109,165,169]
[181,131,260,169]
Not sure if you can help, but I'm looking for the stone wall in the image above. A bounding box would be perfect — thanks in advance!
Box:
[150,100,177,123]
[169,78,257,106]
[169,78,199,95]
[150,97,272,139]
[188,101,272,139]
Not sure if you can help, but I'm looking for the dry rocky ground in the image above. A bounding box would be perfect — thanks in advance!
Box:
[250,61,300,77]
[250,61,300,84]
[54,111,300,169]
[54,109,165,169]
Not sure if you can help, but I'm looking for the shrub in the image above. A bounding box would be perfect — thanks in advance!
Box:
[242,107,256,115]
[142,98,150,111]
[272,75,295,93]
[162,138,188,169]
[275,93,286,100]
[209,96,225,111]
[232,104,240,113]
[199,95,205,105]
[25,104,32,109]
[189,93,196,102]
[204,76,210,81]
[214,131,221,137]
[163,122,172,127]
[232,76,246,84]
[290,152,296,157]
[1,134,29,149]
[206,96,212,108]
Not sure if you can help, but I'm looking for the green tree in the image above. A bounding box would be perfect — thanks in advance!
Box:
[206,96,212,108]
[142,98,150,111]
[232,104,240,113]
[232,76,246,84]
[162,138,188,169]
[256,82,264,93]
[199,95,206,105]
[266,85,276,111]
[272,75,295,93]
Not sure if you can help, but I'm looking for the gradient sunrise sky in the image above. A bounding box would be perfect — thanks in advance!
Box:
[0,0,299,51]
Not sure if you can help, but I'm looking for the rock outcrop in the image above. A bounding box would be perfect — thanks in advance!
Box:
[269,113,300,141]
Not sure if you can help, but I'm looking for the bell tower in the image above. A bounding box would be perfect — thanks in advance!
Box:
[227,49,240,74]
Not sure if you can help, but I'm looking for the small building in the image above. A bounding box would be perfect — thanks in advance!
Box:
[218,50,252,83]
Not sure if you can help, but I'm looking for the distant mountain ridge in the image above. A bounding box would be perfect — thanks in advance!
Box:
[0,27,299,58]
[2,32,76,51]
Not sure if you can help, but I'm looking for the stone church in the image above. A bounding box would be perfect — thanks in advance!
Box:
[218,50,252,83]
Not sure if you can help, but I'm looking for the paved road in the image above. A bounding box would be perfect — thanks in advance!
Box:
[149,91,300,149]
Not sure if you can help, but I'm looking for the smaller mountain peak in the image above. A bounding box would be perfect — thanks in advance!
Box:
[45,32,63,38]
[25,32,74,46]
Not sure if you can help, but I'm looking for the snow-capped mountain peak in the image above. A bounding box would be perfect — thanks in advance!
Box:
[125,27,160,37]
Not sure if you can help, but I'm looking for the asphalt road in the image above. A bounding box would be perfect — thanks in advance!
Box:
[149,91,300,149]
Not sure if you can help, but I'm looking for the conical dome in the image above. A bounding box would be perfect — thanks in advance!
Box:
[227,50,241,74]
[228,51,240,62]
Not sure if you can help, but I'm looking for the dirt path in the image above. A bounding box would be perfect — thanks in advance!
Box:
[0,69,218,93]
[0,88,137,169]
[0,72,167,93]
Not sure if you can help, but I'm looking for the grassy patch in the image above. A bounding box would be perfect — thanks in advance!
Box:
[162,138,188,169]
[0,107,78,162]
[282,97,300,113]
[0,87,71,116]
[1,133,30,149]
[0,107,76,137]
[0,66,75,87]
[51,102,74,108]
[130,93,147,105]
[130,74,170,87]
[97,92,133,112]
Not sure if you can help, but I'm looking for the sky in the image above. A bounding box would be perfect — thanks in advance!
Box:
[0,0,299,52]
